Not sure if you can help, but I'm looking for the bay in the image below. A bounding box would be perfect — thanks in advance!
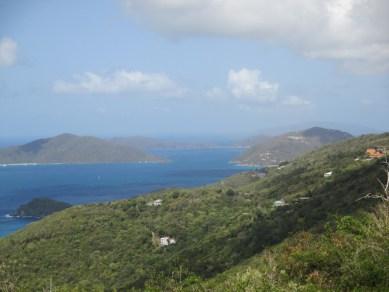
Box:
[0,148,251,237]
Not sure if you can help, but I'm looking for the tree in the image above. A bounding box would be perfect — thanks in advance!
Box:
[225,189,235,197]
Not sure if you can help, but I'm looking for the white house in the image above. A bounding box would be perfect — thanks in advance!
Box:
[324,171,333,178]
[160,236,176,247]
[273,199,287,207]
[297,197,310,201]
[147,199,162,207]
[287,136,304,141]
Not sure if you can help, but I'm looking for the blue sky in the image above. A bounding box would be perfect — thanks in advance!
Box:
[0,0,388,139]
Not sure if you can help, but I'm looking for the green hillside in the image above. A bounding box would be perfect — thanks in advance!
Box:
[235,127,353,166]
[201,203,389,291]
[0,133,388,291]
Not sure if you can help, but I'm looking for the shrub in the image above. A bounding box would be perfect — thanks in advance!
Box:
[225,189,235,197]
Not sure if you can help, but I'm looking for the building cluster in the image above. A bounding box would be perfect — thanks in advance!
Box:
[270,147,386,212]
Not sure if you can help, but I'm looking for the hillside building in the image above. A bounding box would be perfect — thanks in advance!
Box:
[324,171,333,178]
[366,147,385,159]
[147,199,162,207]
[160,236,176,247]
[273,199,287,207]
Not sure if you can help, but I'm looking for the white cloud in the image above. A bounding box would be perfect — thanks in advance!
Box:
[205,68,312,108]
[122,0,389,73]
[53,70,185,96]
[227,68,278,104]
[282,96,311,106]
[0,37,17,67]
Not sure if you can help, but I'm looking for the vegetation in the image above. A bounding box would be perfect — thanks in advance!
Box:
[12,198,71,218]
[0,133,163,164]
[235,126,353,166]
[0,133,388,291]
[201,203,389,291]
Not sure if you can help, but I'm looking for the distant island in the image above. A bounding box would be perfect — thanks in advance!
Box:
[0,133,164,164]
[110,136,225,150]
[235,127,353,166]
[12,198,71,218]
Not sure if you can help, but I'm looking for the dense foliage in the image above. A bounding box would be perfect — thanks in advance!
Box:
[142,204,389,291]
[12,198,71,218]
[0,133,388,291]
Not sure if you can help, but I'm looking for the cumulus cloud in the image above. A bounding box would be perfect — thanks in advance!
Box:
[0,37,17,67]
[228,68,278,104]
[206,68,311,108]
[122,0,389,73]
[53,70,185,96]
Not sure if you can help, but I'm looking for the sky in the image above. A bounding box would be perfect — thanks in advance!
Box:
[0,0,388,140]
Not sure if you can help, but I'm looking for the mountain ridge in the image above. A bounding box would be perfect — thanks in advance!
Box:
[235,126,353,166]
[0,133,163,164]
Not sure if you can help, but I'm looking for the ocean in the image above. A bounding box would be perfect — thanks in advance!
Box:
[0,148,251,237]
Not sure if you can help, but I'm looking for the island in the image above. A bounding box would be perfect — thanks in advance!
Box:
[0,133,164,164]
[12,198,72,219]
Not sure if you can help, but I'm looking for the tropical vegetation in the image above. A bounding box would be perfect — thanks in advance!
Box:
[0,133,388,291]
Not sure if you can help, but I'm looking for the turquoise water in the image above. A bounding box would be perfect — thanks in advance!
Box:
[0,148,250,237]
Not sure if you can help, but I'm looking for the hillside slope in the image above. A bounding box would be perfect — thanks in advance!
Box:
[0,133,387,290]
[200,203,389,291]
[0,134,163,164]
[235,127,353,166]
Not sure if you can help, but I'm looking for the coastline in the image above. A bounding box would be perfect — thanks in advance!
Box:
[0,160,167,167]
[230,160,262,168]
[3,214,41,220]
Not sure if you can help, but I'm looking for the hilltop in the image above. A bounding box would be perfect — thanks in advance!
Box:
[0,133,388,290]
[0,134,163,164]
[235,127,353,166]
